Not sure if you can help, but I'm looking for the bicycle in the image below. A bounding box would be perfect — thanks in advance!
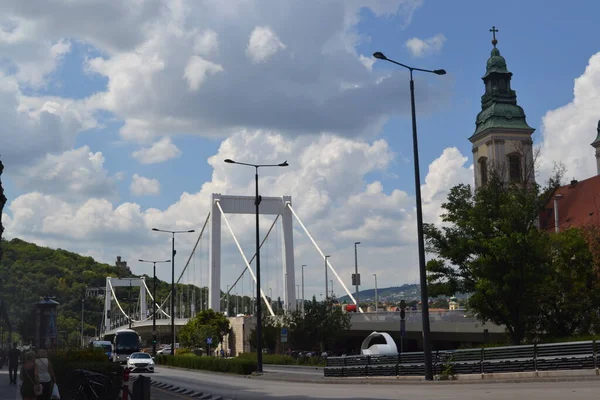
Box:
[61,369,121,400]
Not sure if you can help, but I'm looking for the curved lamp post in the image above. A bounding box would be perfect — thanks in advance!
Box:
[224,158,288,373]
[373,51,445,381]
[139,259,171,356]
[151,228,195,356]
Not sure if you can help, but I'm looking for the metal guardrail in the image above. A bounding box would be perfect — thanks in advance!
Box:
[324,340,598,377]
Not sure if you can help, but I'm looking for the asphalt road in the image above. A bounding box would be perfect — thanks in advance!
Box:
[152,366,600,400]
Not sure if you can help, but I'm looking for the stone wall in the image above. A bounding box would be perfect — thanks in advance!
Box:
[225,316,256,356]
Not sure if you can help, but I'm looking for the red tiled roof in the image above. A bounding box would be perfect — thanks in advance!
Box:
[540,175,600,232]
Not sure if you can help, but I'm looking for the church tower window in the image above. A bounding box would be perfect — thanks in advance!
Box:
[508,155,521,182]
[479,157,488,185]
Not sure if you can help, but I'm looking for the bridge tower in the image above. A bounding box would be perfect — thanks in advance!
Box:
[210,194,296,313]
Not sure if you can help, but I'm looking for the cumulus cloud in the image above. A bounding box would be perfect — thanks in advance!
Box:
[405,33,446,58]
[70,1,440,143]
[0,74,97,167]
[130,174,161,196]
[537,52,600,182]
[131,137,182,164]
[3,131,471,296]
[183,56,224,91]
[13,146,117,200]
[246,26,286,63]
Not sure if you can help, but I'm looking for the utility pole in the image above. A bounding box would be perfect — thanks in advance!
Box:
[354,242,361,307]
[301,265,306,314]
[373,274,378,312]
[81,298,85,348]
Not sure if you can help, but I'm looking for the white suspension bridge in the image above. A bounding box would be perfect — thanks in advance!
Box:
[100,193,363,337]
[99,193,504,348]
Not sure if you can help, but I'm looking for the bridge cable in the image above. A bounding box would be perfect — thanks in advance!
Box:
[220,214,280,301]
[215,200,275,316]
[286,203,364,313]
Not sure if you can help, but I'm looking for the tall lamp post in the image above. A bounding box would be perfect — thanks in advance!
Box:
[224,158,289,373]
[372,51,445,381]
[354,242,361,307]
[301,264,306,314]
[324,255,331,301]
[373,274,378,312]
[139,259,171,356]
[151,228,196,356]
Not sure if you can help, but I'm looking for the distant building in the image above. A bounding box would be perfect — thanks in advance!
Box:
[115,256,132,274]
[449,296,459,311]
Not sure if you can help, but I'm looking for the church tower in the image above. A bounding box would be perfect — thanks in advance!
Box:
[592,121,600,175]
[469,27,535,189]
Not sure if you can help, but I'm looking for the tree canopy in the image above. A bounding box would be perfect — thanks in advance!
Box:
[424,170,600,344]
[178,309,230,353]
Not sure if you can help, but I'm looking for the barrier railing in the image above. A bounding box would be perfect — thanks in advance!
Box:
[324,340,598,377]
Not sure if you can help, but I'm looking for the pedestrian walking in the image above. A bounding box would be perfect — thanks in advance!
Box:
[8,343,20,385]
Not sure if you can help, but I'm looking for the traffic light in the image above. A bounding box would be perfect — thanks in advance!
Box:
[152,335,157,345]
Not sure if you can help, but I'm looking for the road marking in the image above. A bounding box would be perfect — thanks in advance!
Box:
[153,386,193,399]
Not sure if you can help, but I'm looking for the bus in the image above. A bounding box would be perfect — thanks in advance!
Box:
[110,329,141,364]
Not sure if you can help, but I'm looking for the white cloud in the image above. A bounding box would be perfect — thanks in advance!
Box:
[246,26,286,63]
[192,29,219,56]
[13,146,117,200]
[183,55,224,91]
[130,174,161,196]
[405,33,446,58]
[3,131,471,297]
[131,137,182,164]
[537,52,600,182]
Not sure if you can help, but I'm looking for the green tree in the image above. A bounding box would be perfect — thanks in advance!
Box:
[284,297,351,352]
[424,171,552,344]
[247,314,281,353]
[539,228,599,338]
[178,309,230,353]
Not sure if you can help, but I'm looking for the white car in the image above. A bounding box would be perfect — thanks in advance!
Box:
[126,352,155,373]
[156,347,171,355]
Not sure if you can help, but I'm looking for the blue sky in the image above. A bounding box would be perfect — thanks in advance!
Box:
[1,0,600,298]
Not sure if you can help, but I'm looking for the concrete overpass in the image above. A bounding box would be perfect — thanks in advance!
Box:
[106,310,505,353]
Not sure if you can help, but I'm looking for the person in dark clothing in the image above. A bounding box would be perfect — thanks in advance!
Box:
[8,342,21,385]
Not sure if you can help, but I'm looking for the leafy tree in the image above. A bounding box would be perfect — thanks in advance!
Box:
[247,314,281,353]
[284,297,350,352]
[538,228,599,338]
[424,171,552,345]
[179,309,230,353]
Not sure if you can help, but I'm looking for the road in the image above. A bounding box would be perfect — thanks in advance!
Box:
[151,366,600,400]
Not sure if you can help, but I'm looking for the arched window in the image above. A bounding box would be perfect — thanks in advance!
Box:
[479,157,488,185]
[508,154,521,182]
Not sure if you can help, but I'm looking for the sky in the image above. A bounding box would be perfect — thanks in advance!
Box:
[1,0,600,305]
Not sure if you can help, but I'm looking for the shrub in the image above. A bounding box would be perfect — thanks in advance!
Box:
[49,349,123,396]
[155,354,256,375]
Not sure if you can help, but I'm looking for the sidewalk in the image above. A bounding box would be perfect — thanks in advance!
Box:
[0,369,20,399]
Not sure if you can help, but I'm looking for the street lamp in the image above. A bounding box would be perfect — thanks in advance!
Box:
[139,259,171,356]
[301,265,306,314]
[151,228,196,356]
[324,255,331,301]
[373,274,378,313]
[224,158,288,373]
[373,50,445,381]
[354,242,361,307]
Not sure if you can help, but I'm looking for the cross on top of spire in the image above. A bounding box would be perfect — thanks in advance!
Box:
[490,26,499,47]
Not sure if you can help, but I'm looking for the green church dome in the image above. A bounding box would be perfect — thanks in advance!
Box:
[485,48,508,76]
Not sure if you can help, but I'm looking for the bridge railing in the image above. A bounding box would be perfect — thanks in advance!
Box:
[324,340,598,378]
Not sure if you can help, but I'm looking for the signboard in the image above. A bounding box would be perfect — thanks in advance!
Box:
[351,273,361,286]
[281,327,288,343]
[206,337,212,345]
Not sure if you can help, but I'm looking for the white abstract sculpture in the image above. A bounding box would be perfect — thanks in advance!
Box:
[360,331,398,356]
